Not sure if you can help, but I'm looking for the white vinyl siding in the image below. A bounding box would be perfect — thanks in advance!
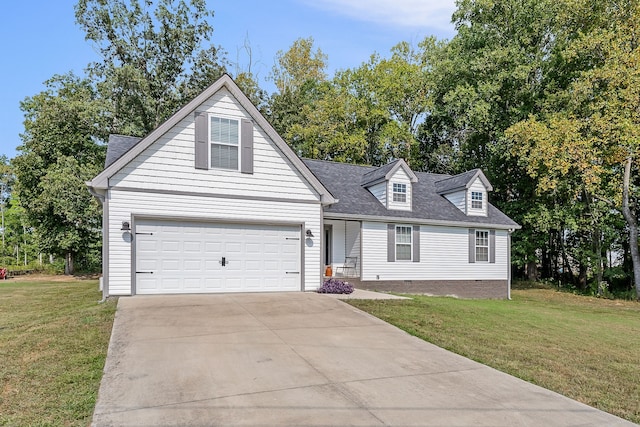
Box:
[361,222,508,281]
[445,191,466,213]
[106,190,321,296]
[467,178,488,216]
[210,116,239,170]
[387,168,412,211]
[109,88,319,201]
[368,182,387,207]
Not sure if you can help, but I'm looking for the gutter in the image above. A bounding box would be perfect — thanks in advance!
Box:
[323,212,522,231]
[86,183,106,205]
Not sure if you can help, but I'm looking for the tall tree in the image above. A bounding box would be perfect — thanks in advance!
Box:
[75,0,228,135]
[0,156,14,252]
[13,74,107,274]
[267,37,328,139]
[507,0,640,297]
[269,37,328,94]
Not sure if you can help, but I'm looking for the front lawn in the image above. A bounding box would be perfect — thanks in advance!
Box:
[0,278,116,426]
[347,288,640,424]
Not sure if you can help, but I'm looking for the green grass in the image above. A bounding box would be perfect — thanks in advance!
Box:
[347,289,640,424]
[0,279,116,426]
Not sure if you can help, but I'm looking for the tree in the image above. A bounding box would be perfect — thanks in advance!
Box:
[0,156,14,251]
[267,37,328,139]
[269,37,328,94]
[507,0,640,297]
[14,73,107,274]
[75,0,228,135]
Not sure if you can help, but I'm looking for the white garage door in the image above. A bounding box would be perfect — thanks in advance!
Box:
[135,219,302,294]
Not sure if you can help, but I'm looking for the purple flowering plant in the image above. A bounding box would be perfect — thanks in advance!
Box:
[317,278,354,294]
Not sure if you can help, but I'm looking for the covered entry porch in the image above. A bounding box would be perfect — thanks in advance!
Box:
[324,219,361,278]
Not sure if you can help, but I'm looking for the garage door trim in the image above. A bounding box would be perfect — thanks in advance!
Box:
[130,214,306,295]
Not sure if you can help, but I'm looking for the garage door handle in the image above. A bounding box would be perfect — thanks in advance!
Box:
[285,272,300,274]
[286,237,300,240]
[136,271,154,274]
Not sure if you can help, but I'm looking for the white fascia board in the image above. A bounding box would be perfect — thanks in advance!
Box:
[323,212,521,230]
[385,159,418,183]
[88,74,336,205]
[468,170,493,191]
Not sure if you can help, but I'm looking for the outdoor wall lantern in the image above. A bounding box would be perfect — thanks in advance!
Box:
[121,221,131,231]
[306,229,314,238]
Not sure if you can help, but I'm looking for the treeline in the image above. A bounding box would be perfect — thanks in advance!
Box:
[6,0,640,298]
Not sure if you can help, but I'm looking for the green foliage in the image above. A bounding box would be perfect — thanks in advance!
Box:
[75,0,228,135]
[270,37,327,94]
[506,0,640,296]
[13,74,106,273]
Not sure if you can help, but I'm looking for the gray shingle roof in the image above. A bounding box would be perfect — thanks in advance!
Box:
[360,160,401,186]
[105,134,142,168]
[304,159,519,228]
[434,169,479,194]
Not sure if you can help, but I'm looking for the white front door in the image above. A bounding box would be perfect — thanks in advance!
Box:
[135,219,302,294]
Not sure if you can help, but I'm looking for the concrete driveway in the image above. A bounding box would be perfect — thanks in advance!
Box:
[92,293,634,426]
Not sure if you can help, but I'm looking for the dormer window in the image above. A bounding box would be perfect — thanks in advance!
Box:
[471,191,483,209]
[393,183,407,203]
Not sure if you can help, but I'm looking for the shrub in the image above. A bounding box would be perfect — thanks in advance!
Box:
[318,278,354,294]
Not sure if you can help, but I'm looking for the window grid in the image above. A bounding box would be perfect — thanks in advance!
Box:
[210,117,239,170]
[475,230,489,262]
[396,225,412,261]
[471,191,483,209]
[393,183,407,203]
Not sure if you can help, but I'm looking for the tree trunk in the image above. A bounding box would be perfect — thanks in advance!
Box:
[64,252,75,275]
[526,260,538,281]
[620,156,640,299]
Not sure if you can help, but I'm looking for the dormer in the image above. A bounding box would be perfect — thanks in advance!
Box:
[361,159,418,211]
[435,169,493,217]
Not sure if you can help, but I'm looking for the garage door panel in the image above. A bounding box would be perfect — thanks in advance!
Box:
[183,259,202,271]
[135,219,301,294]
[161,241,180,252]
[161,278,181,291]
[184,278,202,289]
[244,260,262,272]
[183,241,202,252]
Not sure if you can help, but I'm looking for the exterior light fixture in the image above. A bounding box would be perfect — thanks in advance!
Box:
[121,221,131,231]
[306,229,314,238]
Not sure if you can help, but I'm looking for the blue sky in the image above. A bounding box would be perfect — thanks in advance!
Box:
[0,0,455,158]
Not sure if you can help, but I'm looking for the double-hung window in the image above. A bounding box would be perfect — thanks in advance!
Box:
[210,117,239,170]
[393,183,407,203]
[471,191,483,209]
[396,225,412,261]
[475,230,489,262]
